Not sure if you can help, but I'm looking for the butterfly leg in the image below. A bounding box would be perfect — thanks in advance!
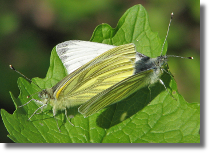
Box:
[52,108,61,132]
[18,99,46,114]
[147,85,152,102]
[18,99,42,108]
[28,104,47,120]
[159,79,176,100]
[65,108,74,126]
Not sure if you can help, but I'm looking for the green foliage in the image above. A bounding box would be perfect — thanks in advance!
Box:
[1,4,200,143]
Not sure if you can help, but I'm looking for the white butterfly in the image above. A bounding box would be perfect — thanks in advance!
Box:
[56,40,116,74]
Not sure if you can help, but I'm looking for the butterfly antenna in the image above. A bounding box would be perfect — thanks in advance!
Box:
[161,12,174,55]
[167,55,193,59]
[9,65,43,91]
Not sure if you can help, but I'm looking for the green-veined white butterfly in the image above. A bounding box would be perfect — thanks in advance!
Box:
[11,41,138,131]
[78,13,193,117]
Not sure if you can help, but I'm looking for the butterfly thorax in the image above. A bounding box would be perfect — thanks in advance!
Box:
[135,56,166,74]
[134,55,168,85]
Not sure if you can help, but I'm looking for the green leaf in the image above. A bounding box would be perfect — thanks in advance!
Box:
[1,4,200,143]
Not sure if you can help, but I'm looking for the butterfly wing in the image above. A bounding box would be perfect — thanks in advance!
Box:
[78,69,154,117]
[56,40,116,74]
[54,43,137,107]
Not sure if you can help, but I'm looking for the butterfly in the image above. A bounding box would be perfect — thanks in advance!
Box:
[12,41,138,131]
[78,13,193,117]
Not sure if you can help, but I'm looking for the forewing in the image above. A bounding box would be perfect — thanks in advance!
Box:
[56,40,116,74]
[78,69,153,117]
[56,44,136,107]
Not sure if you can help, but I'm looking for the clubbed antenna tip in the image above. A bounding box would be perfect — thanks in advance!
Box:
[9,64,43,91]
[9,65,15,70]
[171,12,174,18]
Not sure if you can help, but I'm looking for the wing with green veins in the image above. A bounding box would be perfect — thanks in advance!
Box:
[55,44,137,107]
[79,69,154,117]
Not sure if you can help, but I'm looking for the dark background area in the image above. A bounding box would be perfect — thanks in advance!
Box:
[0,0,199,143]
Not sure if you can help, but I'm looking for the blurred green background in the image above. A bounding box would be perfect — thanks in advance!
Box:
[0,0,199,142]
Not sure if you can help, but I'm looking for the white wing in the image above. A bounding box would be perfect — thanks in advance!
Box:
[56,40,116,74]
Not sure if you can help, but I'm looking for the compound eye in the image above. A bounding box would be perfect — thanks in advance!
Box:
[38,93,42,98]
